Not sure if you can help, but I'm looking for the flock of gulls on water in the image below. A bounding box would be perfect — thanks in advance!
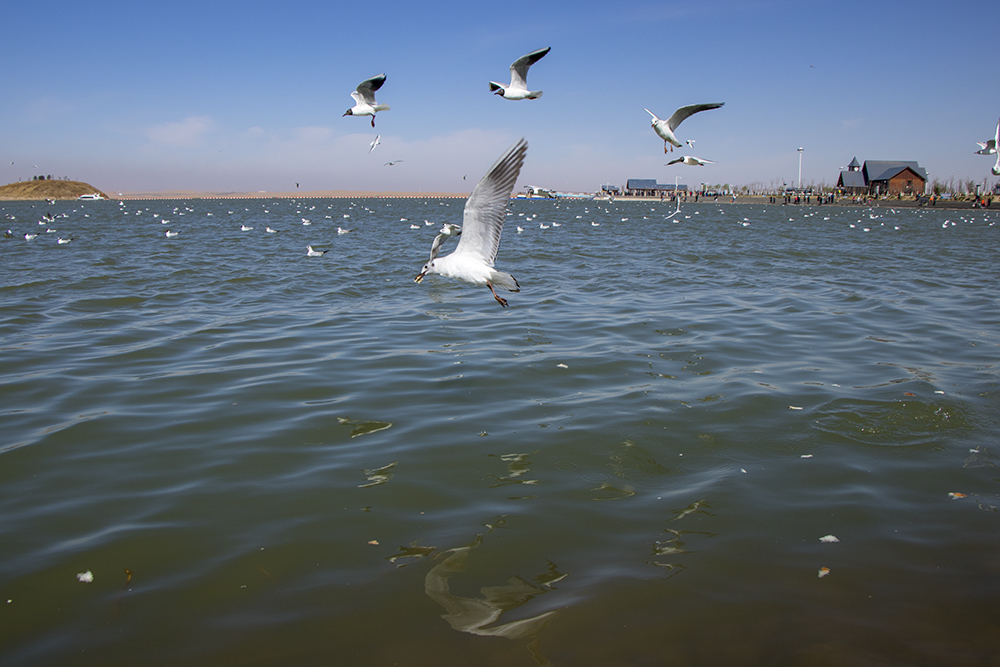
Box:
[7,49,998,310]
[340,47,726,308]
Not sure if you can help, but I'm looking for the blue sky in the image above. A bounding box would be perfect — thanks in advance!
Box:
[3,0,996,194]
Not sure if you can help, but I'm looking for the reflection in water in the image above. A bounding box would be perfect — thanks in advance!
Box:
[337,416,393,438]
[387,541,437,567]
[647,501,717,576]
[424,534,562,664]
[487,452,540,499]
[358,461,396,488]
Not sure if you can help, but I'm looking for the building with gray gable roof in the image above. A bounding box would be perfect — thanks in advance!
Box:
[837,158,927,196]
[837,158,866,194]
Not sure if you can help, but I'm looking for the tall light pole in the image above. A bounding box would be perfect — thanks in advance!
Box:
[797,147,804,189]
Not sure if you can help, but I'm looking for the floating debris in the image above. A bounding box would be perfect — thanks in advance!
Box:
[76,571,94,583]
[818,567,831,578]
[819,535,840,543]
[949,492,967,499]
[789,405,803,410]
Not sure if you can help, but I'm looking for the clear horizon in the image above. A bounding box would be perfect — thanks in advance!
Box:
[3,0,997,195]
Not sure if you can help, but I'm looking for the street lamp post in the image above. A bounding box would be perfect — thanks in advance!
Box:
[797,147,804,189]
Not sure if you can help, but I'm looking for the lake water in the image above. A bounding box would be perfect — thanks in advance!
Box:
[2,196,999,666]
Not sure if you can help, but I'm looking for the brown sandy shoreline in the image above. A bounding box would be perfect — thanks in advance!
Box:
[111,192,991,209]
[113,189,470,200]
[4,187,990,210]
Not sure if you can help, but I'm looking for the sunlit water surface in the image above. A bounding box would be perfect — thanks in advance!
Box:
[2,197,999,666]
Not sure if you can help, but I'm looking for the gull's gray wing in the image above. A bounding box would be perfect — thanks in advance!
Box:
[453,138,527,266]
[355,74,386,105]
[509,47,550,89]
[428,232,450,261]
[666,102,724,131]
[428,227,461,261]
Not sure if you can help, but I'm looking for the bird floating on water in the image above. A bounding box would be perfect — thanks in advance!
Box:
[414,138,527,308]
[489,47,550,100]
[306,245,328,256]
[165,230,179,237]
[645,103,724,153]
[344,74,390,128]
[666,156,716,166]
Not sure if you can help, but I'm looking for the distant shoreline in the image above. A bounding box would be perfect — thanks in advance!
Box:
[112,189,470,201]
[111,193,991,209]
[3,187,992,210]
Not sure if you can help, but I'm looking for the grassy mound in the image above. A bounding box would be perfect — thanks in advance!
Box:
[0,180,109,200]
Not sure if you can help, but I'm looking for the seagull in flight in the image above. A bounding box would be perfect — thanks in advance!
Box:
[426,223,462,263]
[343,74,390,128]
[976,118,999,168]
[414,138,527,308]
[666,156,715,166]
[384,160,402,166]
[369,134,380,153]
[489,47,550,100]
[645,103,724,153]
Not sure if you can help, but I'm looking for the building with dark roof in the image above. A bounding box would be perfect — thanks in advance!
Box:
[837,157,927,196]
[837,158,866,194]
[625,179,688,197]
[862,161,927,196]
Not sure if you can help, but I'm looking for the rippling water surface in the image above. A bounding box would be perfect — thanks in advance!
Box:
[2,197,999,666]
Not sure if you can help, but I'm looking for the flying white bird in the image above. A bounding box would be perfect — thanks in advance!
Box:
[414,139,527,308]
[489,47,550,100]
[426,223,462,262]
[666,156,716,166]
[644,103,724,153]
[975,118,998,155]
[343,74,390,128]
[369,134,380,153]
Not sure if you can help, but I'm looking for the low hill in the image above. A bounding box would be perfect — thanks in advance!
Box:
[0,180,109,200]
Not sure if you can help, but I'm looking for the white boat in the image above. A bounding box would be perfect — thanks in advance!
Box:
[78,193,104,200]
